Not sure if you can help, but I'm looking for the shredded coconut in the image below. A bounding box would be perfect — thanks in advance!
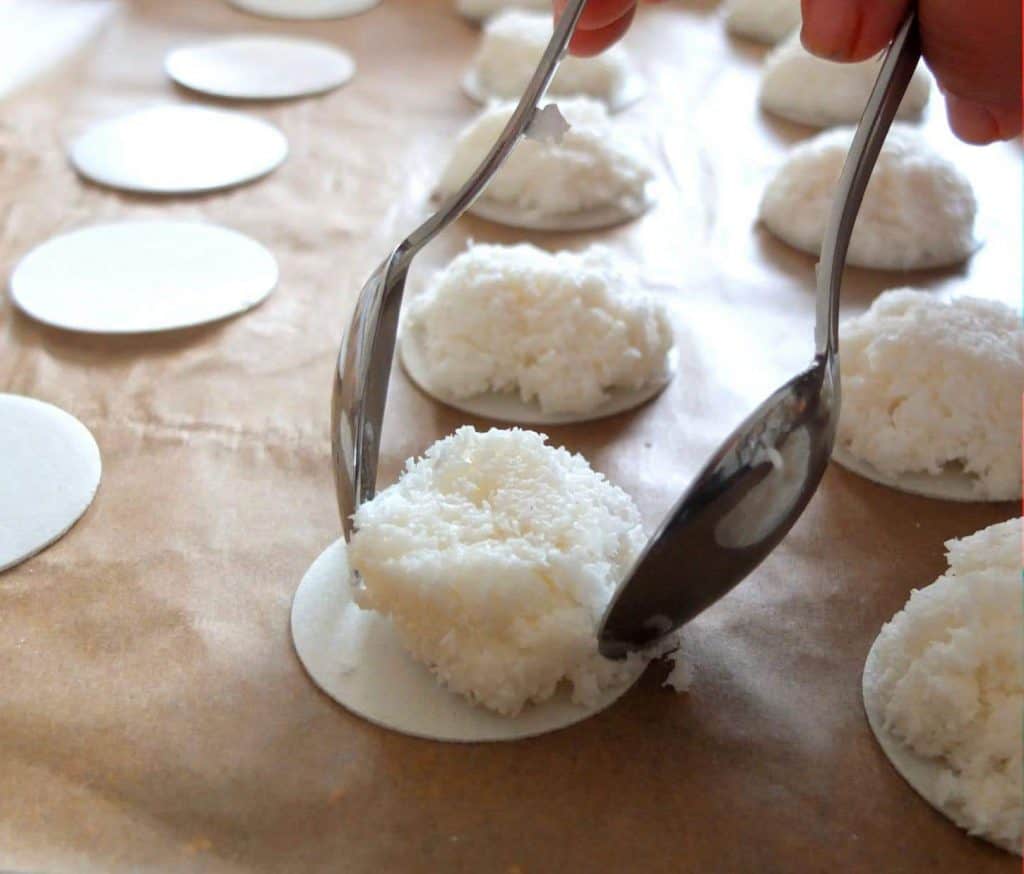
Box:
[525,103,570,145]
[724,0,801,45]
[759,125,977,269]
[349,427,657,716]
[760,31,930,127]
[438,97,654,219]
[456,0,548,23]
[838,290,1023,500]
[403,243,674,415]
[468,10,634,105]
[662,648,693,693]
[871,517,1023,848]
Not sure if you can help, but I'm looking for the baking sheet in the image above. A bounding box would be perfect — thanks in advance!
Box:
[0,1,1019,871]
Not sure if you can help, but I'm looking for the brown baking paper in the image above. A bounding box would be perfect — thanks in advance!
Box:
[0,1,1019,871]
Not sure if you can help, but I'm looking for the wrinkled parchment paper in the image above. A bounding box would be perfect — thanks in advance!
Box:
[1,1,1019,870]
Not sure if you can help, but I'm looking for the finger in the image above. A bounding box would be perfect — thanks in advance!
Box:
[567,4,637,56]
[920,0,1022,114]
[568,11,635,57]
[944,94,1022,144]
[555,0,636,32]
[801,0,912,62]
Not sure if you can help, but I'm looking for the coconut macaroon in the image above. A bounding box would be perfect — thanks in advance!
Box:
[759,125,977,269]
[724,0,801,45]
[400,243,674,420]
[456,0,548,23]
[760,31,930,127]
[863,517,1023,853]
[437,97,656,230]
[348,427,659,717]
[835,290,1023,501]
[464,10,644,110]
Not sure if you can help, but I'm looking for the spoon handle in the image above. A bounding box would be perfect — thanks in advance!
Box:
[815,12,922,357]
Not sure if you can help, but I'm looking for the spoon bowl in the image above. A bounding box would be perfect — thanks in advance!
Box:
[598,12,923,657]
[599,355,837,658]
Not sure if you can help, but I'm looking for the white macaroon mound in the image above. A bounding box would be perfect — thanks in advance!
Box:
[863,517,1023,854]
[835,290,1024,502]
[456,0,549,24]
[464,10,644,111]
[349,427,656,718]
[724,0,801,45]
[400,243,675,423]
[759,125,978,269]
[760,31,930,127]
[437,97,656,231]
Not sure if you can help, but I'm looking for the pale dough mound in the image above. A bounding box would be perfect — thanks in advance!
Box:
[403,243,674,414]
[456,0,549,23]
[838,289,1023,500]
[468,10,636,106]
[760,31,930,127]
[437,97,654,219]
[349,427,653,716]
[759,125,977,269]
[724,0,801,44]
[871,517,1023,848]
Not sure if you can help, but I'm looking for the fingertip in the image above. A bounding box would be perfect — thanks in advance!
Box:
[800,0,861,59]
[945,94,1021,145]
[567,6,636,57]
[801,0,908,62]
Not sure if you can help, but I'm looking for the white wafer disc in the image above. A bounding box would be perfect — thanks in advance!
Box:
[0,395,101,573]
[465,185,655,232]
[165,35,355,101]
[862,636,1021,856]
[461,69,647,114]
[831,445,1015,503]
[399,327,676,425]
[456,0,550,24]
[291,540,644,743]
[227,0,380,19]
[69,105,288,194]
[10,221,278,334]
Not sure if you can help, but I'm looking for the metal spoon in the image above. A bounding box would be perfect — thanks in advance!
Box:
[331,0,588,543]
[598,13,923,658]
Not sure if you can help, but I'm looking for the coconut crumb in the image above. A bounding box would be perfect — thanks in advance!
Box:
[525,104,570,145]
[662,648,693,693]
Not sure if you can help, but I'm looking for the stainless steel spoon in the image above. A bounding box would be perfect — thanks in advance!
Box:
[331,0,587,543]
[598,12,923,658]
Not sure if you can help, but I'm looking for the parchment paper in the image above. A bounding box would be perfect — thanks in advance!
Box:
[0,1,1019,871]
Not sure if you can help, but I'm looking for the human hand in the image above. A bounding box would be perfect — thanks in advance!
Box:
[801,0,1022,144]
[554,0,666,57]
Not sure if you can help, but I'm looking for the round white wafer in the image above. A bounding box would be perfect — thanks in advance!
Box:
[399,327,675,425]
[165,35,355,100]
[227,0,380,19]
[10,221,278,334]
[291,539,643,742]
[831,445,1014,503]
[69,105,287,194]
[465,185,655,232]
[0,395,101,572]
